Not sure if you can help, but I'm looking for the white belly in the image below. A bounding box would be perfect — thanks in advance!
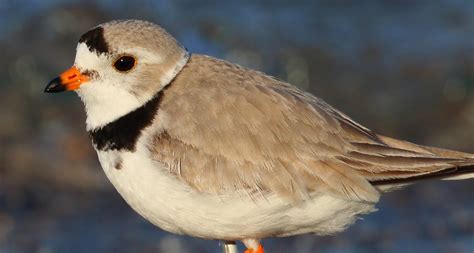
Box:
[96,148,376,240]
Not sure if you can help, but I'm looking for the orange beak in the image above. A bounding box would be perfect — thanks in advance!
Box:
[44,66,89,93]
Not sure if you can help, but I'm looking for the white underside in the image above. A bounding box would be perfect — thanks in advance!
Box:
[95,124,376,240]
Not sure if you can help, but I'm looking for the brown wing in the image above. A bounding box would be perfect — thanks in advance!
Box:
[148,54,474,203]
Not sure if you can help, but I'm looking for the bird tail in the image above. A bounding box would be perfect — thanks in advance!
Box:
[359,135,474,189]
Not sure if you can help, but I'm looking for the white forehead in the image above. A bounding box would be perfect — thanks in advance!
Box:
[74,43,107,71]
[74,42,164,71]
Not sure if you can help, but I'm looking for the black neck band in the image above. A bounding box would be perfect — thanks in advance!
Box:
[88,92,163,151]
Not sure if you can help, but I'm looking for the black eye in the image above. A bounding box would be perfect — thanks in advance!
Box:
[113,55,136,72]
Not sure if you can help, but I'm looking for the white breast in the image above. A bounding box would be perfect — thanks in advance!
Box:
[95,128,376,240]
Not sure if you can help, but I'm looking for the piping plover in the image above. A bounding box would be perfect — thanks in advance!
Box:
[45,20,474,253]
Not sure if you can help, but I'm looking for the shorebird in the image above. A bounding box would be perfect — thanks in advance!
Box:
[45,20,474,253]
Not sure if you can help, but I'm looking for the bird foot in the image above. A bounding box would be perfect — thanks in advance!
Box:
[244,244,264,253]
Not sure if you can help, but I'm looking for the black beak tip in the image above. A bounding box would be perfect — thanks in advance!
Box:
[44,77,66,93]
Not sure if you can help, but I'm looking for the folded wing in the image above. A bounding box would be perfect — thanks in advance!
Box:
[149,55,474,203]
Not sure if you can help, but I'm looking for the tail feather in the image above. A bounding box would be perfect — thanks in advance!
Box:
[345,134,474,188]
[370,165,474,186]
[377,135,474,159]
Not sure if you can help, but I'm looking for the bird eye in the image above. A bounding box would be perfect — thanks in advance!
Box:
[113,55,136,72]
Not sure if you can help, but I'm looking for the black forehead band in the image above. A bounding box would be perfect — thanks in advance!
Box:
[78,27,109,55]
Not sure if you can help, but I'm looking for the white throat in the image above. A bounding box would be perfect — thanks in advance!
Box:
[79,83,144,130]
[75,47,189,130]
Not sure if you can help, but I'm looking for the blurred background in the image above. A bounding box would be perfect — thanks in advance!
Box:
[0,0,473,252]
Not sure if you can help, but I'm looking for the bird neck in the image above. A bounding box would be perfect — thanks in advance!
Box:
[80,51,190,131]
[87,91,163,152]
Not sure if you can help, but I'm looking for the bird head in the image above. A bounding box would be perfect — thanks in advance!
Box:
[45,20,189,129]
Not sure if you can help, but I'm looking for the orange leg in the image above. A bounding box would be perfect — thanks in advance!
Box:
[244,244,264,253]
